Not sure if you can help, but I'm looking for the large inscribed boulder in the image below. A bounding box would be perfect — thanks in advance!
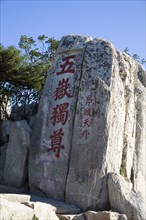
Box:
[29,35,146,211]
[29,36,92,200]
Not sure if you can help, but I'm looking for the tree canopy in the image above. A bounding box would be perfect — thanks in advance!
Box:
[0,35,59,120]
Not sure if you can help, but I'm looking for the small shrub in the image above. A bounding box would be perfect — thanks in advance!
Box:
[32,215,39,220]
[120,166,126,177]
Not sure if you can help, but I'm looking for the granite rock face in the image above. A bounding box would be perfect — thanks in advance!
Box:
[108,173,145,220]
[29,35,146,212]
[29,35,92,200]
[3,120,31,188]
[84,211,127,220]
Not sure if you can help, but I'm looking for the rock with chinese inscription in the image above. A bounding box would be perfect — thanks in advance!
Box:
[65,39,131,210]
[29,35,146,212]
[3,120,31,188]
[29,35,92,200]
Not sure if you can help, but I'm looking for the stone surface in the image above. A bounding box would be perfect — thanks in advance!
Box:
[0,185,27,193]
[65,39,126,210]
[57,214,85,220]
[57,214,77,220]
[0,193,30,203]
[29,35,92,200]
[3,120,31,188]
[0,143,7,184]
[30,194,81,214]
[0,120,11,143]
[0,198,34,220]
[133,67,146,195]
[28,35,146,211]
[108,173,145,220]
[0,143,7,170]
[0,194,60,220]
[73,214,85,220]
[33,201,59,220]
[84,211,127,220]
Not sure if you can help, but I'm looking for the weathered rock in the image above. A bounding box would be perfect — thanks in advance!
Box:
[29,114,37,129]
[0,143,7,184]
[0,120,11,143]
[0,198,34,220]
[108,173,145,220]
[133,67,146,195]
[33,201,59,220]
[0,143,7,169]
[58,214,85,220]
[0,184,27,193]
[29,35,92,201]
[84,211,127,220]
[65,39,126,210]
[30,194,81,214]
[118,52,136,179]
[0,194,60,220]
[0,193,30,203]
[3,120,31,188]
[73,214,85,220]
[29,35,146,211]
[57,214,75,220]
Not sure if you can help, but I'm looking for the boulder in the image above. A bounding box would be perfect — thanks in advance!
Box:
[84,211,127,220]
[0,120,11,143]
[58,214,85,220]
[29,35,146,211]
[29,35,92,201]
[0,143,7,170]
[65,39,126,210]
[0,193,30,203]
[133,68,146,195]
[33,201,59,220]
[30,194,81,214]
[0,198,34,220]
[3,120,31,188]
[108,173,145,220]
[0,185,27,193]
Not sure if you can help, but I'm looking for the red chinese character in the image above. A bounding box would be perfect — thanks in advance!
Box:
[47,128,64,158]
[56,55,76,75]
[86,95,93,106]
[81,129,90,139]
[50,102,69,125]
[82,118,91,127]
[84,108,93,117]
[53,78,73,101]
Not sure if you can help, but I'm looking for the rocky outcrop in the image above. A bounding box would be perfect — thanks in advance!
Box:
[84,211,127,220]
[0,194,59,220]
[29,35,146,213]
[0,193,130,220]
[108,173,145,220]
[3,120,31,188]
[0,35,145,219]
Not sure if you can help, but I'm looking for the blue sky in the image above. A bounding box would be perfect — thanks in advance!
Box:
[1,0,146,65]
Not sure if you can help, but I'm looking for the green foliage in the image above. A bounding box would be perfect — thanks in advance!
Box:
[123,47,146,65]
[120,166,126,177]
[32,215,39,220]
[0,35,59,120]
